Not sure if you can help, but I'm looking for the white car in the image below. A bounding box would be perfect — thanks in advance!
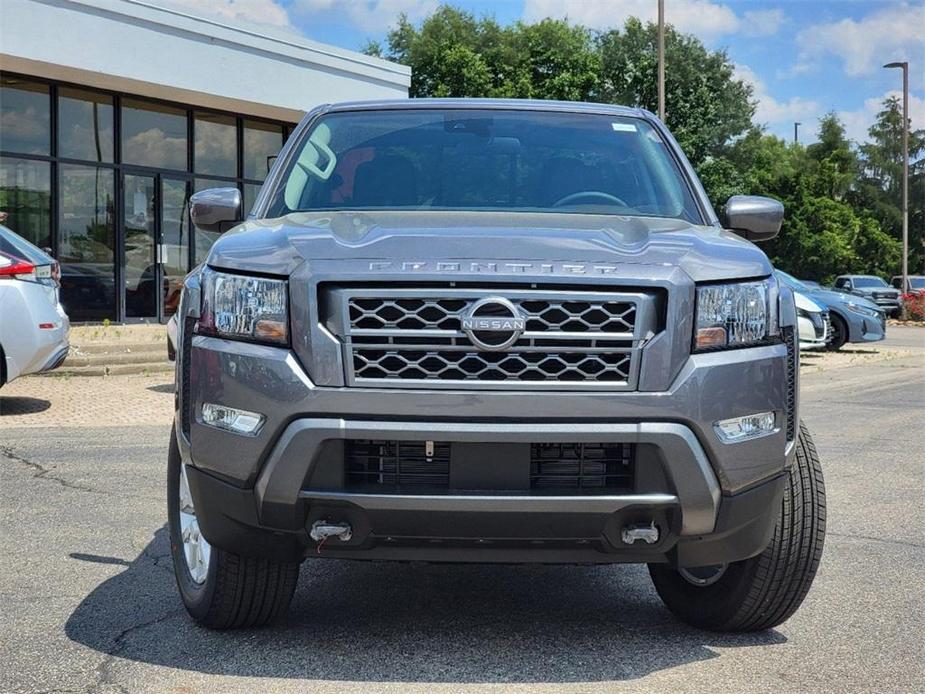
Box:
[794,291,828,351]
[0,225,70,387]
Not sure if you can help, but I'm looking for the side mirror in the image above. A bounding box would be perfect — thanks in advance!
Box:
[190,187,242,234]
[722,195,784,242]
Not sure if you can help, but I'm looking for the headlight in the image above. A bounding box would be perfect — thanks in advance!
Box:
[844,302,880,318]
[694,279,778,351]
[198,267,288,345]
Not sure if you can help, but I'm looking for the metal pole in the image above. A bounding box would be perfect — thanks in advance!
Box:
[657,0,665,121]
[794,122,801,144]
[901,63,909,292]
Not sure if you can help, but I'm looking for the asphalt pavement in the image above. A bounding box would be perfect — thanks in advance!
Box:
[1,328,923,693]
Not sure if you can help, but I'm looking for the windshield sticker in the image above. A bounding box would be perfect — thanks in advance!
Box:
[611,122,638,132]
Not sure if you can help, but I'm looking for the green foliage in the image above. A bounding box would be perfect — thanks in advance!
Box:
[597,18,753,165]
[855,96,925,272]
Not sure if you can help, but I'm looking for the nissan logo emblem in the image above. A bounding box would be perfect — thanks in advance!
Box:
[461,297,526,351]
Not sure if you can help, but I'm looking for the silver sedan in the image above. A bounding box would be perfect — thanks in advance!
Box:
[0,225,70,387]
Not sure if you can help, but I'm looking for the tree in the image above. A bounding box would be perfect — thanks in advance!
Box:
[806,114,858,200]
[855,96,925,271]
[597,18,754,165]
[368,7,599,101]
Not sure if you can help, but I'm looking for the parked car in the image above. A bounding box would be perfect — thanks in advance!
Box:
[794,291,828,350]
[890,275,925,293]
[168,99,825,634]
[0,225,70,388]
[776,271,885,350]
[832,275,901,316]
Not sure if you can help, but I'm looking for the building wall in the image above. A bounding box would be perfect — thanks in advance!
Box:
[0,0,410,122]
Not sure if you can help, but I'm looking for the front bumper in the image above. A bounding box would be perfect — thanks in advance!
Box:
[177,332,794,567]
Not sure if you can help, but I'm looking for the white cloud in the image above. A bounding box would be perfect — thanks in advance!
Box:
[795,4,925,81]
[521,0,782,41]
[734,63,819,127]
[838,90,925,144]
[293,0,438,33]
[741,8,784,37]
[149,0,294,30]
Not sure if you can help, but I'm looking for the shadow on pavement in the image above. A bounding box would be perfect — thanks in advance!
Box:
[65,526,786,683]
[145,383,175,394]
[0,396,52,416]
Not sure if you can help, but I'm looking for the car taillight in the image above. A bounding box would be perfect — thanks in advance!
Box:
[0,252,36,281]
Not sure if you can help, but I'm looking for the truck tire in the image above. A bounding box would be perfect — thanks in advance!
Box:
[167,426,300,629]
[649,421,825,632]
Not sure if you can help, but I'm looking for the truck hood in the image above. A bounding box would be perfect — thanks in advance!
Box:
[206,211,773,282]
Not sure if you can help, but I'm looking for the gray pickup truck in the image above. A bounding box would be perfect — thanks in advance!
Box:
[169,100,825,633]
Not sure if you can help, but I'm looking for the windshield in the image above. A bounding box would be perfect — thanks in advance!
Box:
[0,224,53,266]
[267,109,702,222]
[853,277,888,288]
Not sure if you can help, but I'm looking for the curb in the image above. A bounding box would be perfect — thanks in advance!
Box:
[39,362,175,378]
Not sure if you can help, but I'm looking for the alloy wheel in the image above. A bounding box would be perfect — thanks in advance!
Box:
[178,464,211,584]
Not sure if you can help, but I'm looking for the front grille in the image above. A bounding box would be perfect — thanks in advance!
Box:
[345,440,451,489]
[349,297,636,334]
[327,287,657,389]
[530,443,634,490]
[342,439,635,493]
[784,326,796,441]
[353,349,630,382]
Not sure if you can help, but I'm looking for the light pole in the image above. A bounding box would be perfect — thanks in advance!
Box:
[794,122,801,144]
[657,0,665,121]
[884,61,909,293]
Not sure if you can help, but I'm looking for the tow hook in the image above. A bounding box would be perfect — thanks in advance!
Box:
[621,521,659,545]
[310,520,353,546]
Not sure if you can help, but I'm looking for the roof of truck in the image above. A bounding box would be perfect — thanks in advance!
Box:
[321,98,652,119]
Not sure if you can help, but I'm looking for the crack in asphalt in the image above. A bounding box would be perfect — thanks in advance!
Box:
[829,531,925,549]
[89,609,185,694]
[1,445,111,496]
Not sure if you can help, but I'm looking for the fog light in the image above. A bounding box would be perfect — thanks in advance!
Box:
[200,403,265,436]
[714,411,776,443]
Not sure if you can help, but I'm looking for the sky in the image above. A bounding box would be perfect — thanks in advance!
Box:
[155,0,924,145]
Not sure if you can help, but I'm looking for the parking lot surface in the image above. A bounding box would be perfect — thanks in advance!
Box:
[1,328,923,693]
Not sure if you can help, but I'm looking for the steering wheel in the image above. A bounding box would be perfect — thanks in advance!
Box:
[552,191,629,208]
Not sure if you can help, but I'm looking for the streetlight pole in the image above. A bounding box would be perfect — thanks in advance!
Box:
[884,61,909,293]
[794,122,801,144]
[657,0,665,121]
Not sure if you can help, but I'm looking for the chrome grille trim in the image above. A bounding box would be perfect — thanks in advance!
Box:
[325,287,658,390]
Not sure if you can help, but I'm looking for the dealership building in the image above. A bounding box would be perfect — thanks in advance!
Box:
[0,0,410,322]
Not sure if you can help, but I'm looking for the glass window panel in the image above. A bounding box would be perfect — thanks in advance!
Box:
[123,174,156,318]
[243,120,283,180]
[0,77,50,155]
[121,99,188,170]
[58,88,114,163]
[58,164,116,321]
[195,112,237,177]
[243,183,262,216]
[161,178,190,318]
[193,178,239,263]
[0,157,51,249]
